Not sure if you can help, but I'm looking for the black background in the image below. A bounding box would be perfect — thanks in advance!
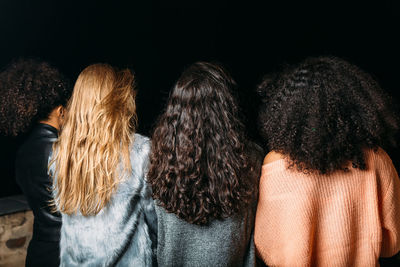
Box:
[1,0,399,197]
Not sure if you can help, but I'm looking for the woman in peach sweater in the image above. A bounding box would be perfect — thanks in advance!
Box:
[255,56,400,266]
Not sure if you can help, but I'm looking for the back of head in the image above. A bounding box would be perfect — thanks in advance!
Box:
[0,58,70,136]
[53,63,137,216]
[149,61,255,225]
[258,56,399,174]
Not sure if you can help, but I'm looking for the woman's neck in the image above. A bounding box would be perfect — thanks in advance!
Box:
[39,118,59,131]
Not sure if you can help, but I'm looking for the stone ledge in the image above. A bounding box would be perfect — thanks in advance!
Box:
[0,196,33,267]
[0,210,33,266]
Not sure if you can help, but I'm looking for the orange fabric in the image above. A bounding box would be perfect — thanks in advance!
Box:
[254,148,400,266]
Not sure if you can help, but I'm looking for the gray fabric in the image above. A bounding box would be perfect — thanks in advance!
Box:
[155,202,257,267]
[52,134,157,267]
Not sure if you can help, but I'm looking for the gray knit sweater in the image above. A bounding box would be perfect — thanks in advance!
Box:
[155,201,257,267]
[52,134,157,267]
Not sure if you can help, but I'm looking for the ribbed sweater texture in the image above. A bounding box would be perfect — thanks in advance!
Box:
[254,148,400,266]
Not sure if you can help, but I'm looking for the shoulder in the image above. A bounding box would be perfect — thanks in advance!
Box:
[17,130,55,166]
[366,147,396,171]
[367,147,399,191]
[263,151,285,165]
[129,134,151,176]
[133,133,150,146]
[131,133,151,155]
[28,123,58,145]
[373,147,392,162]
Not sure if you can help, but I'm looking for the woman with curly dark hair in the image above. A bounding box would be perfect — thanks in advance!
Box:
[148,62,263,266]
[0,58,70,267]
[0,58,70,136]
[254,56,400,266]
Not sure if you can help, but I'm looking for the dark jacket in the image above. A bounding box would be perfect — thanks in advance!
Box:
[15,123,61,267]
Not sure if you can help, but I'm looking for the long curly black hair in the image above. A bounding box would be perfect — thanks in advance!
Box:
[148,62,256,225]
[258,56,399,174]
[0,58,70,136]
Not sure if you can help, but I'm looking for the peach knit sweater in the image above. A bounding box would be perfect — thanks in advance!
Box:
[254,148,400,266]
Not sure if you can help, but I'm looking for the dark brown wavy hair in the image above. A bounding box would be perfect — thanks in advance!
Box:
[148,62,256,225]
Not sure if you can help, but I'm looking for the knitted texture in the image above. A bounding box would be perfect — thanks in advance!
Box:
[155,202,256,267]
[255,148,400,266]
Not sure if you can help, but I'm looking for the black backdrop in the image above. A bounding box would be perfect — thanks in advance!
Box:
[1,0,399,197]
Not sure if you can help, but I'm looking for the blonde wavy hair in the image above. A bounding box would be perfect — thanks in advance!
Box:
[52,64,137,216]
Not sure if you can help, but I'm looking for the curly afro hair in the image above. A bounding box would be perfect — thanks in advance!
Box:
[148,62,257,225]
[0,58,71,136]
[258,56,399,174]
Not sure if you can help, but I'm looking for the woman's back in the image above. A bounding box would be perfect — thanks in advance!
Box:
[148,62,262,266]
[154,141,263,267]
[156,197,257,267]
[255,56,400,266]
[59,134,157,266]
[52,63,156,266]
[255,148,400,266]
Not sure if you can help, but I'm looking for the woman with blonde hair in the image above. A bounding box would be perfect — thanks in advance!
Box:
[51,64,157,266]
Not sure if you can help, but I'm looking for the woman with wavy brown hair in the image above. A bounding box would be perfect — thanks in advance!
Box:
[148,61,263,267]
[51,64,157,266]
